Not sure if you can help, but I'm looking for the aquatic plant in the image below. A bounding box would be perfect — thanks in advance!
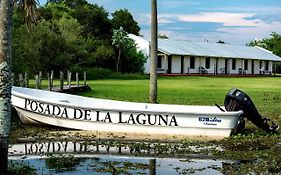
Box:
[45,154,80,172]
[91,160,149,175]
[8,160,36,175]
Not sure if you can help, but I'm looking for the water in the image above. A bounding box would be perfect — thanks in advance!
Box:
[9,141,232,175]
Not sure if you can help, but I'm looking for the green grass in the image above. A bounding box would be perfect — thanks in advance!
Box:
[78,76,281,121]
[11,76,281,175]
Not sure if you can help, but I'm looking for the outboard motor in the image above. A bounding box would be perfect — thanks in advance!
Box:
[224,88,279,133]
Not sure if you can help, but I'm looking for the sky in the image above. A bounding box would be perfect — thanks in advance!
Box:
[41,0,281,45]
[87,0,281,45]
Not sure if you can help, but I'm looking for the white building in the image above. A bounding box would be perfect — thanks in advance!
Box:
[129,34,281,75]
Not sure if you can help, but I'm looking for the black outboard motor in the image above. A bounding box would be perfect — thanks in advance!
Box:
[224,88,279,133]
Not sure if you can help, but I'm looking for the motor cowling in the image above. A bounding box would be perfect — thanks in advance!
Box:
[224,88,279,133]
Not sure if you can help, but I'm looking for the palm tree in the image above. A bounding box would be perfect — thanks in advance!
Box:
[16,0,39,26]
[0,0,38,172]
[149,0,158,103]
[112,27,128,73]
[0,0,13,173]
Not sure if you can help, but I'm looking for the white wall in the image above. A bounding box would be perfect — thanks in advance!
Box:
[128,34,150,74]
[184,56,190,73]
[171,56,181,73]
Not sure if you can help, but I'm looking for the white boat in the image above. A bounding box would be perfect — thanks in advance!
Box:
[11,86,244,139]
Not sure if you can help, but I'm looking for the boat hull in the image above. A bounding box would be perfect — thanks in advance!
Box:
[11,87,243,139]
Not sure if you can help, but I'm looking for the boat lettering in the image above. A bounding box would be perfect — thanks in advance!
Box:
[198,117,221,126]
[23,99,178,126]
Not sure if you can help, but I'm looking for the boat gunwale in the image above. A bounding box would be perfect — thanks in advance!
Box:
[12,87,244,116]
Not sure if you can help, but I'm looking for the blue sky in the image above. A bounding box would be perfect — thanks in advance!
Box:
[41,0,281,45]
[88,0,281,45]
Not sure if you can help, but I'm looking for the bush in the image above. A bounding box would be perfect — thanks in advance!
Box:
[77,67,148,80]
[8,161,36,175]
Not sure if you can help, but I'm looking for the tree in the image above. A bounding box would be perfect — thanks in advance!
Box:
[0,0,13,173]
[158,34,168,39]
[70,1,112,39]
[15,0,39,26]
[248,32,281,73]
[111,9,140,35]
[217,40,225,44]
[112,27,129,73]
[149,0,158,103]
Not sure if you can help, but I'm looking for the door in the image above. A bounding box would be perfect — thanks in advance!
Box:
[168,56,172,74]
[225,59,228,75]
[251,60,255,75]
[181,56,184,74]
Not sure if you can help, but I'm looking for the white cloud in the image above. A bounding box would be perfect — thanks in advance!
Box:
[138,11,281,45]
[173,12,262,27]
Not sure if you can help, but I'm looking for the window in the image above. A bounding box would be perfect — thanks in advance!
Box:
[244,60,248,70]
[157,56,162,68]
[232,59,236,70]
[190,56,195,69]
[205,57,210,69]
[265,61,269,70]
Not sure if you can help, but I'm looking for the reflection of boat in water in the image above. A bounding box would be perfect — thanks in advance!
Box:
[11,86,243,139]
[9,140,222,157]
[11,87,278,139]
[9,141,237,175]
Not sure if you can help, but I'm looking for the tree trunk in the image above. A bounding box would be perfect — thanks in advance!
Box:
[149,0,158,103]
[116,47,121,73]
[0,0,13,173]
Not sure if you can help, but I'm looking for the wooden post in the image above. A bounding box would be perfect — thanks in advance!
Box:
[67,71,71,88]
[35,75,39,89]
[60,71,64,91]
[50,70,54,88]
[39,71,42,88]
[47,73,52,91]
[24,71,28,87]
[83,71,87,85]
[18,73,24,87]
[11,73,14,86]
[149,159,156,175]
[76,72,79,87]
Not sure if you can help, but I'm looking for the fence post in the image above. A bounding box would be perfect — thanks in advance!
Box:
[76,72,79,87]
[83,71,87,85]
[24,71,29,87]
[39,71,42,88]
[18,74,24,87]
[50,70,54,88]
[67,71,71,88]
[11,73,15,86]
[47,73,52,91]
[35,75,40,89]
[60,71,64,91]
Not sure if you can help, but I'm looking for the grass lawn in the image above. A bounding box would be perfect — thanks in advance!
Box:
[79,76,281,122]
[10,76,281,174]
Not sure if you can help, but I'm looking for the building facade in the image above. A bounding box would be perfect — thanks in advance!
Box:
[129,34,281,75]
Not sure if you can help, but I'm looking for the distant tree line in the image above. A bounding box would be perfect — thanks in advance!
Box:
[12,0,146,75]
[248,32,281,73]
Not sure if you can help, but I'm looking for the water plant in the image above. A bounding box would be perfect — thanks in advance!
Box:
[45,154,80,172]
[8,160,36,175]
[91,160,149,175]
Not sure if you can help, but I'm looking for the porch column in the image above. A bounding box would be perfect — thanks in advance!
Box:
[163,55,168,74]
[274,62,276,76]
